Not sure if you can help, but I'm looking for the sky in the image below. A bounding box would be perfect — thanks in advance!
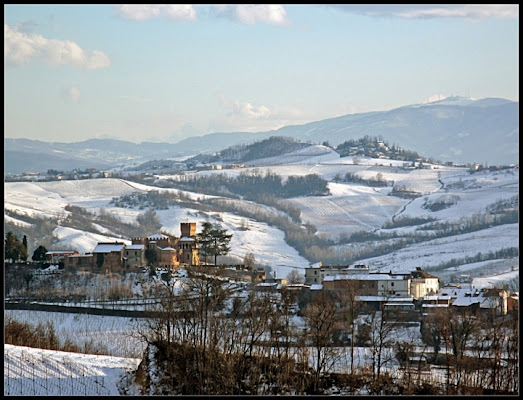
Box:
[4,4,519,144]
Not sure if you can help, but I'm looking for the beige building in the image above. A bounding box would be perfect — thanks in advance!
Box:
[323,273,411,298]
[305,262,369,285]
[409,267,440,299]
[124,244,146,268]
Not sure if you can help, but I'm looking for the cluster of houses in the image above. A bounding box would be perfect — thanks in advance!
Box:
[45,223,200,272]
[257,262,518,320]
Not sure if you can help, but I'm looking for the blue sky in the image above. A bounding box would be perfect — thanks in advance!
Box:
[4,4,519,144]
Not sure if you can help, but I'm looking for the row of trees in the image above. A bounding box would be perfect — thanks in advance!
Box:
[168,170,329,199]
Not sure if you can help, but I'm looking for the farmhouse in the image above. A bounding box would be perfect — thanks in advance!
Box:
[45,250,78,264]
[92,242,126,272]
[124,244,146,268]
[66,253,93,269]
[323,273,411,297]
[305,262,369,284]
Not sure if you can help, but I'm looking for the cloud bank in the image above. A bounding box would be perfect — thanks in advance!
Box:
[331,4,518,20]
[212,4,289,25]
[114,4,290,25]
[114,4,197,22]
[4,24,110,69]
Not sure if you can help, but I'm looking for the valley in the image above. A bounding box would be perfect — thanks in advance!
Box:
[4,147,518,286]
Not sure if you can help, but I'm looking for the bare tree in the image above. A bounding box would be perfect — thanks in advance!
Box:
[302,291,340,392]
[286,269,303,284]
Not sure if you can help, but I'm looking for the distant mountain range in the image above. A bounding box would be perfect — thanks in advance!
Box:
[4,96,518,174]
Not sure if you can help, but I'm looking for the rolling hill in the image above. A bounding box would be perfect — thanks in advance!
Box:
[4,146,519,284]
[4,96,518,174]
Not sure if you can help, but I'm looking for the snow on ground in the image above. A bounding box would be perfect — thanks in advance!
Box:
[472,267,519,288]
[4,161,518,281]
[4,310,146,359]
[154,205,310,278]
[289,183,405,237]
[53,226,131,253]
[4,181,69,219]
[355,223,519,275]
[4,214,33,228]
[4,344,140,396]
[396,168,519,223]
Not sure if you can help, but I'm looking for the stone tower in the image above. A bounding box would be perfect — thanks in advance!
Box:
[180,222,197,238]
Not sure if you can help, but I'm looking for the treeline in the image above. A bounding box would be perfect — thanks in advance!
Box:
[170,171,329,199]
[4,317,109,355]
[63,204,162,238]
[383,216,438,229]
[425,247,519,273]
[188,136,311,164]
[343,172,389,187]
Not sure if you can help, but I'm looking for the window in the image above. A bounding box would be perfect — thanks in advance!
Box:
[391,282,394,286]
[314,270,318,275]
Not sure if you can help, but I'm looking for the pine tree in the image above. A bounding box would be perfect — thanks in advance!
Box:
[4,232,24,262]
[197,222,232,266]
[32,245,48,262]
[21,235,28,261]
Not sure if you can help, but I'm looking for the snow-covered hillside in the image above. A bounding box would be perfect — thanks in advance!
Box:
[4,154,519,284]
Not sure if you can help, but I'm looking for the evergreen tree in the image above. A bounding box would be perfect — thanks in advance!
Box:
[32,245,48,262]
[198,222,215,265]
[145,247,157,265]
[4,232,24,262]
[21,235,28,261]
[197,222,233,266]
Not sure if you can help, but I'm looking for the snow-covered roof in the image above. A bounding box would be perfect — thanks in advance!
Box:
[324,273,408,281]
[422,304,449,308]
[45,251,76,255]
[310,284,323,291]
[68,254,93,258]
[147,233,168,240]
[125,244,145,250]
[93,243,125,253]
[355,295,389,302]
[384,297,414,303]
[159,247,176,251]
[179,236,195,242]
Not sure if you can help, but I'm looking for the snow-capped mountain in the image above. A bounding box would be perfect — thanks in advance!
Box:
[4,96,518,174]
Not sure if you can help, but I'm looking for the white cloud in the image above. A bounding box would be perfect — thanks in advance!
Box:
[4,24,110,69]
[331,4,518,20]
[114,4,196,22]
[232,100,271,119]
[212,4,290,25]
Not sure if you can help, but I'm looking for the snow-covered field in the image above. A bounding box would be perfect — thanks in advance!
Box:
[4,155,519,282]
[4,344,140,396]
